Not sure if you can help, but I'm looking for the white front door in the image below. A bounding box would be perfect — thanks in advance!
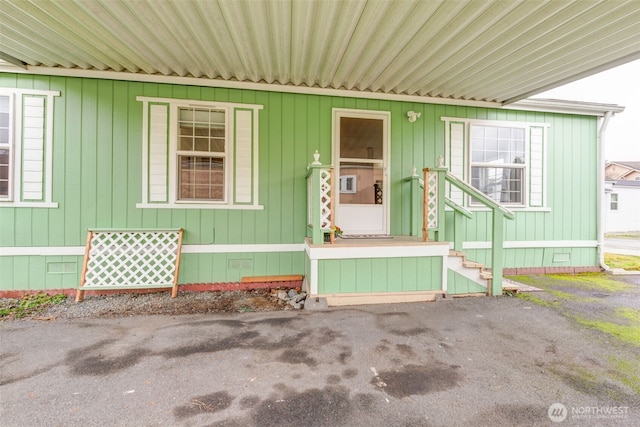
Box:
[333,109,390,235]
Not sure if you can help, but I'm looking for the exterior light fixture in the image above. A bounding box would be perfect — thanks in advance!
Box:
[407,111,421,122]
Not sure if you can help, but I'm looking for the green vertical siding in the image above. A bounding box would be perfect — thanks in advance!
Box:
[317,256,442,294]
[447,270,488,295]
[0,72,601,291]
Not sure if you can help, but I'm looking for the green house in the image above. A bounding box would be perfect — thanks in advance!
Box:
[0,1,635,303]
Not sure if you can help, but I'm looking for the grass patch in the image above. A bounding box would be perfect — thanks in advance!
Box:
[608,356,640,396]
[605,232,640,239]
[0,293,67,319]
[550,365,626,400]
[574,316,640,347]
[514,292,559,308]
[509,272,634,293]
[605,253,640,271]
[615,307,640,323]
[546,273,634,293]
[546,288,598,302]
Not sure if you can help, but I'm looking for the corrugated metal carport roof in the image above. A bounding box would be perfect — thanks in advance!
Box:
[1,0,639,104]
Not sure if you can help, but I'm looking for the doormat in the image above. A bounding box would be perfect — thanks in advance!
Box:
[339,234,393,239]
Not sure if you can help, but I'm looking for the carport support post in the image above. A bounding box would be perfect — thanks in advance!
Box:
[490,211,505,296]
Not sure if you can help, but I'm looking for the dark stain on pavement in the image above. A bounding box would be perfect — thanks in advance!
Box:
[250,317,296,326]
[315,327,344,345]
[65,339,152,376]
[342,368,358,379]
[250,385,352,427]
[395,344,416,357]
[277,349,318,367]
[326,374,341,384]
[161,331,260,358]
[239,395,260,409]
[338,347,352,364]
[389,327,431,336]
[250,331,308,350]
[371,364,462,398]
[174,391,234,419]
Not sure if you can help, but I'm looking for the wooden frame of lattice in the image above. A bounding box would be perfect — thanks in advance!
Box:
[76,228,184,302]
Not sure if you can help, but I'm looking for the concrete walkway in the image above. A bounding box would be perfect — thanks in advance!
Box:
[605,238,640,257]
[1,297,638,426]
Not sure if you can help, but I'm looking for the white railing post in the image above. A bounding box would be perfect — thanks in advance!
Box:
[306,151,334,244]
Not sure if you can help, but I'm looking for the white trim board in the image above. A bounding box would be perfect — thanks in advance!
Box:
[0,243,305,257]
[0,240,597,257]
[305,241,449,260]
[462,240,598,250]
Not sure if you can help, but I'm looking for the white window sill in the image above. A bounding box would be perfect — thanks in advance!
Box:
[136,202,264,210]
[0,202,59,208]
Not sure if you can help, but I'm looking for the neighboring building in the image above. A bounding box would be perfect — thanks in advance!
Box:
[605,180,640,233]
[605,162,640,182]
[0,1,635,302]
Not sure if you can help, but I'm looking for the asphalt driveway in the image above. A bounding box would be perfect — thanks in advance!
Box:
[1,291,639,426]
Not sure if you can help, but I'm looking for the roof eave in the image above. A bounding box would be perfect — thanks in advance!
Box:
[507,98,625,117]
[2,66,625,116]
[1,65,508,108]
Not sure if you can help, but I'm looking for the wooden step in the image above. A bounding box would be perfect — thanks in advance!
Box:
[480,271,493,280]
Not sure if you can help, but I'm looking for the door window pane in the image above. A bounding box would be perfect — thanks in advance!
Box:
[339,162,383,205]
[339,117,383,159]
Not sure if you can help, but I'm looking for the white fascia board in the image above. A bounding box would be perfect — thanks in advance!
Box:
[507,98,625,116]
[4,66,502,109]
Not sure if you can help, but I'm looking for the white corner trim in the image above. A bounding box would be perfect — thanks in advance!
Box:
[462,240,598,250]
[310,259,319,295]
[442,255,448,292]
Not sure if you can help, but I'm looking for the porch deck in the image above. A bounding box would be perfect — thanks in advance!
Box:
[304,236,449,305]
[306,235,446,247]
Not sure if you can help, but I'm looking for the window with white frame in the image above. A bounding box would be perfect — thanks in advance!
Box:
[442,118,548,209]
[0,89,59,208]
[470,125,526,205]
[0,95,11,198]
[177,107,226,201]
[610,193,618,210]
[137,97,263,209]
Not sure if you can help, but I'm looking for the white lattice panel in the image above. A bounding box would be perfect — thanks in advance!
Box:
[427,172,438,229]
[319,168,332,229]
[82,230,183,289]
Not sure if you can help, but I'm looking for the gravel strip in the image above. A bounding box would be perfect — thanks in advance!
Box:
[1,289,290,321]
